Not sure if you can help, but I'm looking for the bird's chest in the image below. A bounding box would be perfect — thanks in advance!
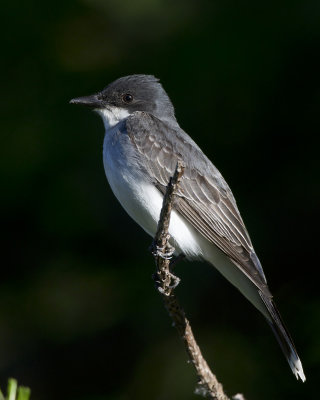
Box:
[102,127,163,236]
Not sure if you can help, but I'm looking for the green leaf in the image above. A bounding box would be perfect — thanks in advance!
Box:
[0,379,31,400]
[17,387,31,400]
[7,379,17,400]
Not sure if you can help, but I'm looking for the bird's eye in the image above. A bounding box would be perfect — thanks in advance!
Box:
[122,93,133,103]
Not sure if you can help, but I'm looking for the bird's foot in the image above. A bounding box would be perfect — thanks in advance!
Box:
[150,240,175,260]
[151,241,181,295]
[152,267,181,296]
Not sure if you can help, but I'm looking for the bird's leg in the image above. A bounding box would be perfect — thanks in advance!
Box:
[164,254,184,290]
[150,239,175,260]
[166,269,181,290]
[153,268,181,295]
[151,241,182,295]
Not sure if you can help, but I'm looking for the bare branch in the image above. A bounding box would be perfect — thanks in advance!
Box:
[152,161,245,400]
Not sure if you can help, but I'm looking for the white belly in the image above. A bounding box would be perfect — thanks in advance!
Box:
[103,131,203,258]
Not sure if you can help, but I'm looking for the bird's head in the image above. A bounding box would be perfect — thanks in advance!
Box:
[70,74,176,129]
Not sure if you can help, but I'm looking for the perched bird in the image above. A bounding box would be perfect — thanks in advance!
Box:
[70,74,305,381]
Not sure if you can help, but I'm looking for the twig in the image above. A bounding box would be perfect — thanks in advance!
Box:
[152,161,245,400]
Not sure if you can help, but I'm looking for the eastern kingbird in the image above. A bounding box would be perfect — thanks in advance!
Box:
[70,74,305,381]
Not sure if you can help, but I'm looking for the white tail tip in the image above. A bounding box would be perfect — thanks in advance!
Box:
[290,356,306,382]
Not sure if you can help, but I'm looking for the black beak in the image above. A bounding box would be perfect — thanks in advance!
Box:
[69,94,103,109]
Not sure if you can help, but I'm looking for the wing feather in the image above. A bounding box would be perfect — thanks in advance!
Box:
[126,111,269,292]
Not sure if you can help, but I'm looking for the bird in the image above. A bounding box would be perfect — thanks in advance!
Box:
[70,74,305,381]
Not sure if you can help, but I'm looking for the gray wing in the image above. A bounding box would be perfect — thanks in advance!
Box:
[126,111,269,293]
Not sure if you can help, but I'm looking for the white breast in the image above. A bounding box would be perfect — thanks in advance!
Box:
[102,126,203,258]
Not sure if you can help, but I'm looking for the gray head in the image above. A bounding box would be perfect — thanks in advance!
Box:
[70,74,177,128]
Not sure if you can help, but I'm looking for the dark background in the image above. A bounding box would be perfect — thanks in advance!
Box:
[1,1,319,399]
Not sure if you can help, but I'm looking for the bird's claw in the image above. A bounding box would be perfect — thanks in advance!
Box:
[150,241,175,260]
[153,270,181,296]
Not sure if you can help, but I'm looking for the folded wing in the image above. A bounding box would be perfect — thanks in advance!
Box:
[126,111,269,294]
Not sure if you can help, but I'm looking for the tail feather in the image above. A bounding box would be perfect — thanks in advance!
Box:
[259,291,306,382]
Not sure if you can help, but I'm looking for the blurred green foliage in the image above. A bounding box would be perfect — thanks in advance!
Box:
[0,378,30,400]
[1,0,319,399]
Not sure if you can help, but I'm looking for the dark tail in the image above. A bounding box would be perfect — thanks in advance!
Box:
[259,291,306,382]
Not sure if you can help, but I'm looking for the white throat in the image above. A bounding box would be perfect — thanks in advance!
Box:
[95,106,130,130]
